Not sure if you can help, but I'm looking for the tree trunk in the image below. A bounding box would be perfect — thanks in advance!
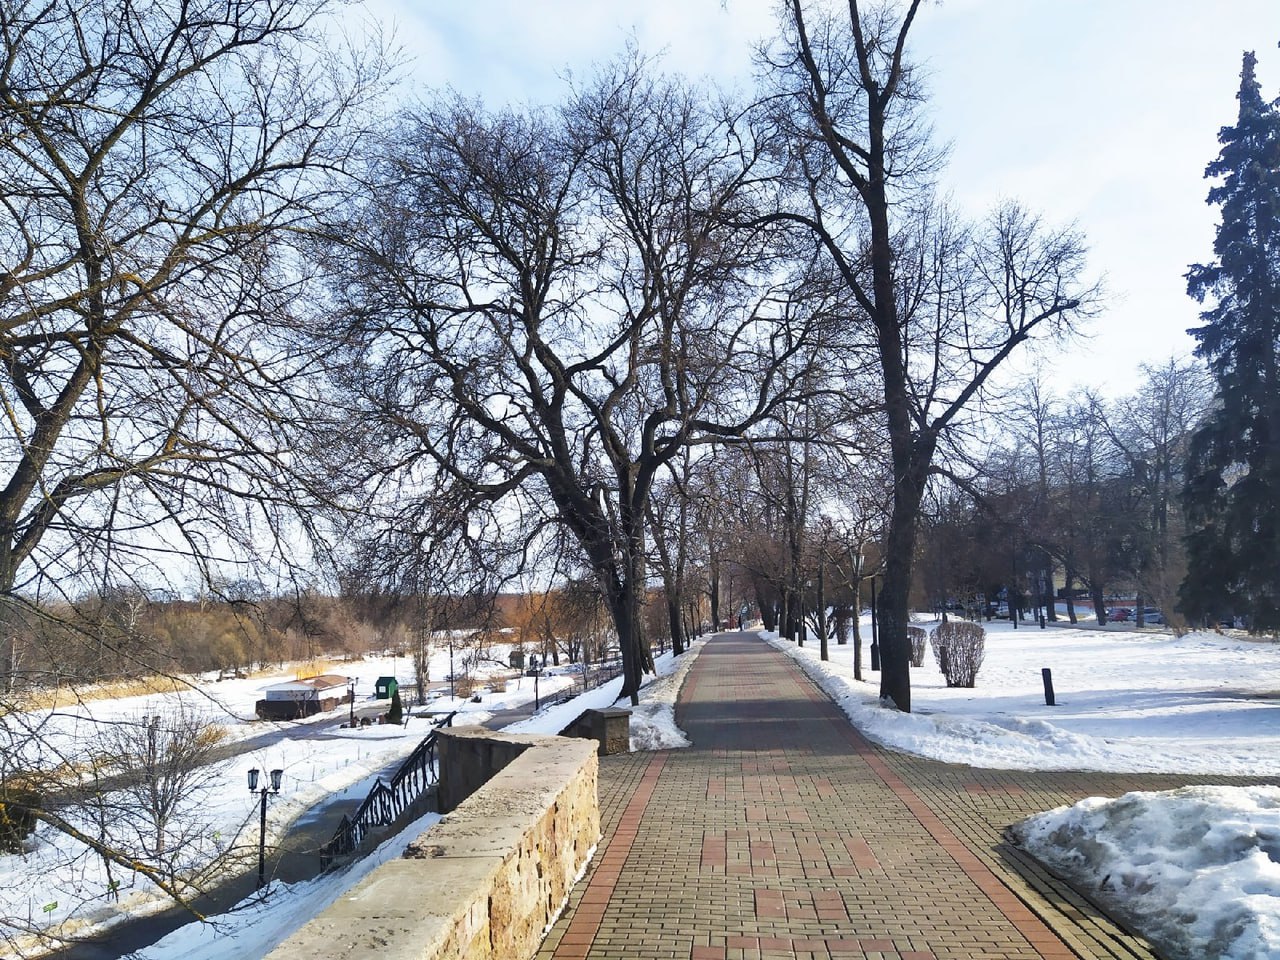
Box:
[877,455,931,712]
[1091,583,1108,624]
[1044,558,1058,621]
[758,582,777,631]
[834,605,850,645]
[817,560,829,661]
[667,596,685,656]
[708,566,721,632]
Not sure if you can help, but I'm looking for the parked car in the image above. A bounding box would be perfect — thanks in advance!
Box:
[1139,607,1164,624]
[1107,607,1134,622]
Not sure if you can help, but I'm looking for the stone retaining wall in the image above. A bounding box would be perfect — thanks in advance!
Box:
[266,727,600,960]
[558,707,632,755]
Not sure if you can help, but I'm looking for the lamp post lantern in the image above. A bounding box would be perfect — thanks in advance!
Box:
[247,767,283,890]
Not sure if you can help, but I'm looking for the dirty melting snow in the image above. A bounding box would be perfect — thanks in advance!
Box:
[1009,786,1280,960]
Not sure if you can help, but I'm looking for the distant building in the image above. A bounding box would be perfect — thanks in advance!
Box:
[255,674,351,720]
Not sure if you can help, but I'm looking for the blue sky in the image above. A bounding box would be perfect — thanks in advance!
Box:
[350,0,1278,398]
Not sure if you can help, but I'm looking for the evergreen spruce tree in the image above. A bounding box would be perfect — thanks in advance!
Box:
[1180,50,1280,631]
[386,687,404,725]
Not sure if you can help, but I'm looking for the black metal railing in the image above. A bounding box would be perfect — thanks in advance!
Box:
[318,710,456,870]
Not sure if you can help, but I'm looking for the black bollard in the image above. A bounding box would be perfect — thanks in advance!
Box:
[1041,668,1056,706]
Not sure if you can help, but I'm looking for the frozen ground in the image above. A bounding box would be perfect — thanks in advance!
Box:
[1,640,699,959]
[8,615,1280,960]
[766,615,1280,960]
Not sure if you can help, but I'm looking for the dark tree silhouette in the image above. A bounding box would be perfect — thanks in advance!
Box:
[327,59,820,703]
[1181,51,1280,631]
[761,0,1096,710]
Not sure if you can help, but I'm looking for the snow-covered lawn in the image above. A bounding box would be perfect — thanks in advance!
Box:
[9,616,1280,960]
[769,616,1280,775]
[766,616,1280,960]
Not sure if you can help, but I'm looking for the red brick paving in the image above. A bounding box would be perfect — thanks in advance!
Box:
[535,633,1276,960]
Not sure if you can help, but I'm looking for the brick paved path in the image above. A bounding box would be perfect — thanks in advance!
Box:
[537,632,1275,960]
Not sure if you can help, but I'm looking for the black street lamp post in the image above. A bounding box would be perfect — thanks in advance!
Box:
[798,579,806,647]
[247,767,283,889]
[347,678,357,727]
[870,575,880,671]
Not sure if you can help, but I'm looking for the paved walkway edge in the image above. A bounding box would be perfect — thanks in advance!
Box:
[781,657,1075,959]
[551,753,669,960]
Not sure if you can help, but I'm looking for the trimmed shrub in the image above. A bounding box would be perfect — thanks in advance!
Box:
[907,626,928,667]
[930,621,986,688]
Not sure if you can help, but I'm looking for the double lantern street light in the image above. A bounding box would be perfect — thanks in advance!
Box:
[247,767,283,890]
[528,654,541,710]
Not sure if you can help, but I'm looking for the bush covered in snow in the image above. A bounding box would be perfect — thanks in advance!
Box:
[930,621,985,687]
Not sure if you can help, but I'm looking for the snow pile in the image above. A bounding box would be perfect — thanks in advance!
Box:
[137,807,443,960]
[1010,786,1280,960]
[625,638,702,751]
[502,641,700,751]
[763,622,1280,775]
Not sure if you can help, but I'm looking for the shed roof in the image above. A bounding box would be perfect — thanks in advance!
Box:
[264,680,314,692]
[306,674,352,690]
[266,674,350,693]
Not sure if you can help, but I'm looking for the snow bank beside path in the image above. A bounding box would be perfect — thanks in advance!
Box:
[763,620,1280,775]
[1011,787,1280,960]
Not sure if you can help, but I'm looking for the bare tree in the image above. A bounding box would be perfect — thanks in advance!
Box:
[646,453,702,656]
[760,0,1097,710]
[90,709,224,864]
[0,0,383,933]
[0,0,383,685]
[327,58,818,703]
[1098,358,1213,622]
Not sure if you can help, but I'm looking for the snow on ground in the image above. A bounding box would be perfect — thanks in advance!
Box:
[11,614,1280,960]
[1,647,581,952]
[765,615,1280,960]
[3,641,701,959]
[766,617,1280,775]
[1009,786,1280,960]
[502,636,702,751]
[134,806,444,960]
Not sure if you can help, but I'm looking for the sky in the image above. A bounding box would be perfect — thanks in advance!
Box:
[345,0,1279,399]
[8,614,1280,959]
